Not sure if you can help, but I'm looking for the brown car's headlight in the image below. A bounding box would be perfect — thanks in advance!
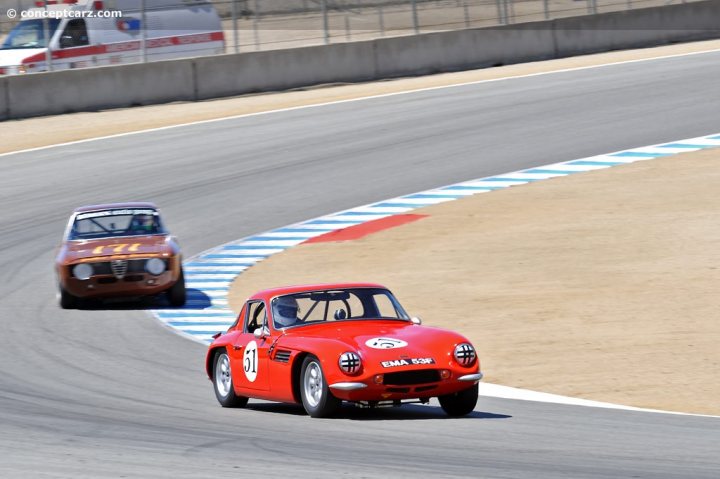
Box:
[338,352,362,375]
[73,263,93,280]
[454,343,477,367]
[145,258,166,276]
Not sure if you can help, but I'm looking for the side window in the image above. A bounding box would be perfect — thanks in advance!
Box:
[373,293,400,318]
[244,301,266,333]
[60,19,89,48]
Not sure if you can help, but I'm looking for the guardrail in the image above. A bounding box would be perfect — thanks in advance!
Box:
[1,0,719,120]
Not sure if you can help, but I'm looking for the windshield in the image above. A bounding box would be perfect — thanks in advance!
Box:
[68,208,166,240]
[1,19,61,49]
[271,288,410,329]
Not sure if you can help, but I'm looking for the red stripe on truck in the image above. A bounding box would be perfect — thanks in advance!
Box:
[21,31,224,64]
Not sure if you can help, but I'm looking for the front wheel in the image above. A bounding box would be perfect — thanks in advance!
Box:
[167,268,186,306]
[438,383,479,417]
[213,351,248,408]
[59,285,78,309]
[300,356,340,418]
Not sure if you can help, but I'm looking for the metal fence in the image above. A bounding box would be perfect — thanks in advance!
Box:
[211,0,696,53]
[0,0,699,61]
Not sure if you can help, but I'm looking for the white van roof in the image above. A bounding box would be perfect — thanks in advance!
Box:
[25,0,211,12]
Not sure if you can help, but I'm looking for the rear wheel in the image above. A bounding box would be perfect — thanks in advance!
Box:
[167,268,186,306]
[59,285,77,309]
[213,351,249,408]
[438,383,479,417]
[300,356,340,418]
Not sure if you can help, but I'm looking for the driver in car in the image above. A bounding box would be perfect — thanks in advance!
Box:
[273,296,301,328]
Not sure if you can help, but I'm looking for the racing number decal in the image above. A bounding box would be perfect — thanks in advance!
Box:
[243,340,258,382]
[365,337,408,349]
[92,243,141,254]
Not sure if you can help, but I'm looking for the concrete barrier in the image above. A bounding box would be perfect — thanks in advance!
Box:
[3,0,720,120]
[373,23,556,79]
[194,41,377,99]
[0,76,8,121]
[6,60,195,119]
[552,2,720,57]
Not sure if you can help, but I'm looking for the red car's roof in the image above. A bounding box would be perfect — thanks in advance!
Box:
[249,282,389,300]
[73,202,158,213]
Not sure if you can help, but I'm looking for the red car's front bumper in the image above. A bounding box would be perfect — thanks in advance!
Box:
[327,369,482,402]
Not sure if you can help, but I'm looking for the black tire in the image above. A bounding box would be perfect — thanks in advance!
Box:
[299,356,340,418]
[438,383,479,417]
[59,285,77,309]
[167,268,186,307]
[213,350,249,408]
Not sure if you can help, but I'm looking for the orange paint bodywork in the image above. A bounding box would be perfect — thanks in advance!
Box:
[206,283,482,407]
[55,202,183,300]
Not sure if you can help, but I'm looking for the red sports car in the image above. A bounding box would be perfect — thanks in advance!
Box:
[206,283,483,417]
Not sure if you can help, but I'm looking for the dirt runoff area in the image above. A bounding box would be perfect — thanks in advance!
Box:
[229,149,720,416]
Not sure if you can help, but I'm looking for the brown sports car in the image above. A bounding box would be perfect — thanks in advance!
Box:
[55,202,186,309]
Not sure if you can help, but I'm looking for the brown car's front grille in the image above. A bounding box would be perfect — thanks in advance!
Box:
[91,263,113,275]
[73,259,152,279]
[127,260,150,273]
[110,260,128,278]
[383,369,441,386]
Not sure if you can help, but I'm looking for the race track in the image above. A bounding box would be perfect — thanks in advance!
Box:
[1,50,720,478]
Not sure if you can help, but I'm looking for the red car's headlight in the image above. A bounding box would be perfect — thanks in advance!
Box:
[338,352,362,375]
[454,343,477,367]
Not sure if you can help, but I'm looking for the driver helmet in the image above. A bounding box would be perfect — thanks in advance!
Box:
[135,214,155,232]
[274,296,299,327]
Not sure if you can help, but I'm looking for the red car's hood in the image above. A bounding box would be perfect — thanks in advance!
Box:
[63,235,170,262]
[282,320,467,362]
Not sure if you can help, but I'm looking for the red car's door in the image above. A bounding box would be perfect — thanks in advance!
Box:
[229,300,270,391]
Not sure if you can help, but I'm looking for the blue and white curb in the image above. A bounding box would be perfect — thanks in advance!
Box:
[151,133,720,345]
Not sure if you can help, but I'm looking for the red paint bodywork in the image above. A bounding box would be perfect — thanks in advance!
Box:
[206,283,482,406]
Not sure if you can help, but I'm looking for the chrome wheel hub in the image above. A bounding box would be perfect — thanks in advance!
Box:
[215,354,232,397]
[304,361,323,408]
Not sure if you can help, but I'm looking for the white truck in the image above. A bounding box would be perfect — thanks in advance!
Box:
[0,0,224,75]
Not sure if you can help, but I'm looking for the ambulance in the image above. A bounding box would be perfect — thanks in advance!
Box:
[0,0,224,75]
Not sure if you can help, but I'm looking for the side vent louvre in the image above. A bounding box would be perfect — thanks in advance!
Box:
[274,350,291,363]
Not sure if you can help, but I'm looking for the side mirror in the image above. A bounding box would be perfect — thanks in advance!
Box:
[410,316,422,325]
[59,35,74,48]
[253,326,269,339]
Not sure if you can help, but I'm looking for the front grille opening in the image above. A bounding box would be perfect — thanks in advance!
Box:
[127,260,149,273]
[98,278,118,284]
[124,275,143,282]
[414,385,437,393]
[386,387,411,393]
[110,260,128,278]
[383,369,440,386]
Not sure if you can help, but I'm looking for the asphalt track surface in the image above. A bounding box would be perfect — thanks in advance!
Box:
[2,51,720,478]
